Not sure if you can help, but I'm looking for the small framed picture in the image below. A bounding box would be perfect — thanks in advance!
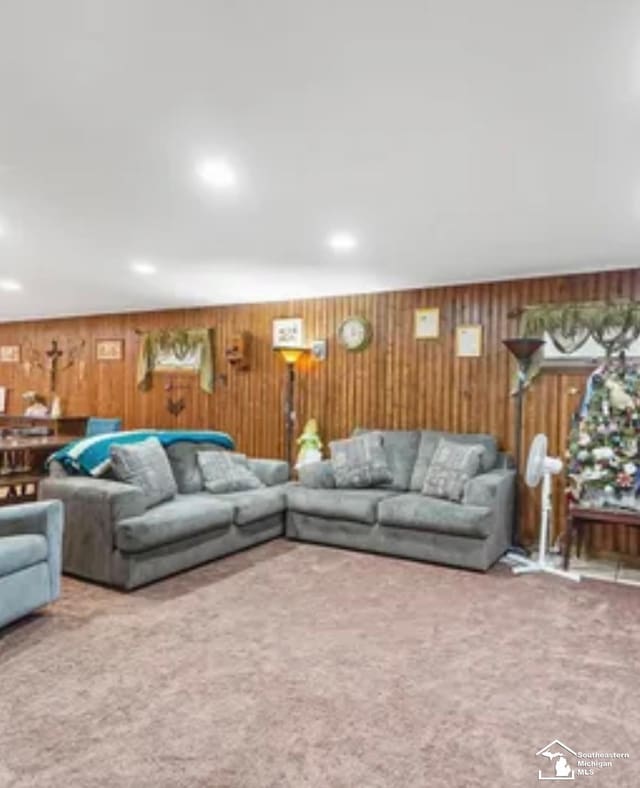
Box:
[415,308,440,339]
[272,317,304,348]
[0,345,20,363]
[96,339,124,361]
[310,339,327,361]
[456,324,483,357]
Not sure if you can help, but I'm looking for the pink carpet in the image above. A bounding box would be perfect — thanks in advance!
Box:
[1,540,638,787]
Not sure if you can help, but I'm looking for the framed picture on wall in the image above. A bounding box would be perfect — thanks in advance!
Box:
[96,339,124,361]
[272,317,304,348]
[310,339,327,361]
[415,308,440,339]
[456,324,483,357]
[0,345,20,363]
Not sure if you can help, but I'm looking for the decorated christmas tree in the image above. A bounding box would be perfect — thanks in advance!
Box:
[566,356,640,508]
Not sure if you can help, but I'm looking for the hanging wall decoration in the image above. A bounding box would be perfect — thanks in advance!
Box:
[96,339,124,361]
[0,345,20,363]
[164,378,191,417]
[515,301,640,384]
[224,331,251,370]
[272,318,304,349]
[337,316,372,352]
[310,339,327,361]
[22,338,87,395]
[415,308,440,339]
[136,328,215,393]
[456,325,483,357]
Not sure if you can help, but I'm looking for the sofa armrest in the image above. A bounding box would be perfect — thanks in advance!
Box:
[0,500,64,599]
[247,459,290,487]
[494,452,515,471]
[40,477,146,523]
[39,477,146,586]
[297,460,336,489]
[463,469,515,508]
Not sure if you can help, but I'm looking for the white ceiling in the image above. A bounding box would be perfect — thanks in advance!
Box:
[0,0,639,321]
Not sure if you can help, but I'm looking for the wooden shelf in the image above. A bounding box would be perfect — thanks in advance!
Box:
[0,415,87,436]
[0,473,42,487]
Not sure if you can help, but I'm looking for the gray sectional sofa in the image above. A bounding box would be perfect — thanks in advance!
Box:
[39,429,515,590]
[287,429,516,571]
[40,442,290,590]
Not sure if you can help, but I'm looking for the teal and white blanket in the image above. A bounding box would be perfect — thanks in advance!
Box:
[47,429,235,477]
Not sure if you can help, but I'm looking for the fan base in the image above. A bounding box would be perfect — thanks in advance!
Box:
[509,554,581,582]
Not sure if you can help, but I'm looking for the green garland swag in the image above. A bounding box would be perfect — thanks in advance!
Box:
[136,328,215,393]
[516,301,640,387]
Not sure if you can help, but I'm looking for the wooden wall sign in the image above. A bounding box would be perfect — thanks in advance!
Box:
[96,339,124,361]
[225,331,251,370]
[0,345,20,363]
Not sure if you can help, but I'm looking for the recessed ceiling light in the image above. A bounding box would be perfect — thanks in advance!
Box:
[197,158,237,190]
[130,260,157,276]
[327,232,358,252]
[0,279,22,291]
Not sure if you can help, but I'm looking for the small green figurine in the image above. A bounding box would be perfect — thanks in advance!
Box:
[296,418,323,468]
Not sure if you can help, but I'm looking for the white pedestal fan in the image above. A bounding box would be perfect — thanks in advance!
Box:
[509,433,581,581]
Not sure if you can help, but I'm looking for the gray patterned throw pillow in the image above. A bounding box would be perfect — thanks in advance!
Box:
[329,431,393,489]
[421,439,484,502]
[197,451,264,494]
[110,437,178,509]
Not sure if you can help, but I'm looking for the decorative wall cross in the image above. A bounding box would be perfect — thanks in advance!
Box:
[45,340,65,393]
[24,338,86,394]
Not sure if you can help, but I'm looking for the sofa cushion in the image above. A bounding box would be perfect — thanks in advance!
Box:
[0,534,48,577]
[378,493,493,538]
[287,486,397,524]
[421,439,484,502]
[353,429,421,491]
[247,459,290,487]
[110,437,178,509]
[409,431,498,491]
[115,495,234,553]
[197,452,264,494]
[165,441,225,494]
[297,460,336,489]
[329,432,393,489]
[212,487,286,525]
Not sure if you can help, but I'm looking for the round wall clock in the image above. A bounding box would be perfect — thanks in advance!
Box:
[337,316,373,352]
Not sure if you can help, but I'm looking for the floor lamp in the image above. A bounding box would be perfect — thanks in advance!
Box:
[502,337,546,553]
[273,345,307,472]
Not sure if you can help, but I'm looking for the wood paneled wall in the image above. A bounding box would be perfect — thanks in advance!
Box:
[0,268,638,553]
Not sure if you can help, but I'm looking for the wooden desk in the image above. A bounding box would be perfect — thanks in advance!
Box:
[564,506,640,570]
[0,434,77,506]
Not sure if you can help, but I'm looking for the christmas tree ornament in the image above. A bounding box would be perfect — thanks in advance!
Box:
[605,378,635,411]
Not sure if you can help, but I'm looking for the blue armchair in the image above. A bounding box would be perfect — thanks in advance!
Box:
[0,500,64,629]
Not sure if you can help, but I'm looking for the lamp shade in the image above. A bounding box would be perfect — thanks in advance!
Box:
[503,337,545,363]
[274,346,307,365]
